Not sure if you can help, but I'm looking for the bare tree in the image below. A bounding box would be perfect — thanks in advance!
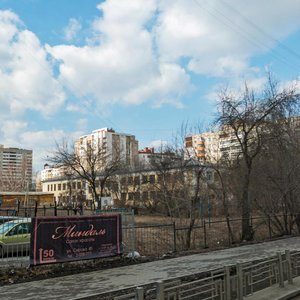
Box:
[48,139,123,209]
[252,116,300,235]
[146,128,214,250]
[216,76,300,240]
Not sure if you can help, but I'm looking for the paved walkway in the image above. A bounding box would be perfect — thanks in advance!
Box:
[2,237,300,299]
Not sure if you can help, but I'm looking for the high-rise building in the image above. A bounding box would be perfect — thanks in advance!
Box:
[75,128,139,169]
[0,145,33,191]
[185,131,221,163]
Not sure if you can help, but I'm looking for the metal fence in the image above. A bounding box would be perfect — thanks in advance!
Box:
[92,250,300,300]
[0,213,299,266]
[121,214,299,257]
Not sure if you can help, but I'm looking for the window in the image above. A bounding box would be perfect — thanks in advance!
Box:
[127,177,133,185]
[134,176,140,185]
[142,191,149,200]
[72,182,76,189]
[121,177,127,186]
[134,192,140,201]
[206,171,213,181]
[63,183,66,190]
[77,182,81,189]
[150,191,156,200]
[157,175,163,183]
[54,184,56,191]
[149,175,155,184]
[142,175,148,184]
[58,184,61,191]
[8,223,31,236]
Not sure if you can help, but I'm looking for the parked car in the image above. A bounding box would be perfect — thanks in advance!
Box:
[0,218,31,255]
[0,216,21,225]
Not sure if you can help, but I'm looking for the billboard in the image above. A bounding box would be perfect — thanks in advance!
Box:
[30,214,122,266]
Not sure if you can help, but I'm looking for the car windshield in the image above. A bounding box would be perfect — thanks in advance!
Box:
[0,222,17,234]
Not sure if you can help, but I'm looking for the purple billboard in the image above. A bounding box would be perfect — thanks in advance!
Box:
[30,214,122,266]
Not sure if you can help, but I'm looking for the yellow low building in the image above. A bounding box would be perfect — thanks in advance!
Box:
[0,192,55,208]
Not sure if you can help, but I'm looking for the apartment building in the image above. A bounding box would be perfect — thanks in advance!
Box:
[185,131,221,163]
[0,145,32,191]
[75,128,139,169]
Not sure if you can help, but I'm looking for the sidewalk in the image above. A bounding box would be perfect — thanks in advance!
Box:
[2,237,300,300]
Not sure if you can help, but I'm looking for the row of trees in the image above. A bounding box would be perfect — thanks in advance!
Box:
[48,76,300,243]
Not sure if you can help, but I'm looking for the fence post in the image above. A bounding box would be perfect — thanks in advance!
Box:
[43,205,46,216]
[268,216,272,239]
[17,200,20,215]
[224,266,231,300]
[236,263,243,300]
[203,220,207,248]
[156,281,164,300]
[277,252,284,288]
[173,222,177,253]
[54,201,57,216]
[227,217,231,246]
[285,250,293,284]
[34,201,38,217]
[136,287,144,300]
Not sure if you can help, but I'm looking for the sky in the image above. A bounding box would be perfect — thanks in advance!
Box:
[1,0,300,172]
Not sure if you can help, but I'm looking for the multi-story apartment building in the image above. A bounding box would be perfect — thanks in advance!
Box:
[218,128,243,161]
[0,145,32,191]
[185,131,221,163]
[40,128,139,205]
[75,128,139,169]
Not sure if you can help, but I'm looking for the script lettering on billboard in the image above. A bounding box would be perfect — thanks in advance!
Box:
[51,224,106,239]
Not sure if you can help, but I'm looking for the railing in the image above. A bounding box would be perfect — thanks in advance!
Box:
[0,213,300,266]
[92,250,300,300]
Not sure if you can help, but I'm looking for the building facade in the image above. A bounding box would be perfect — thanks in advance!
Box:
[185,131,221,163]
[75,128,139,169]
[0,145,33,191]
[41,164,217,214]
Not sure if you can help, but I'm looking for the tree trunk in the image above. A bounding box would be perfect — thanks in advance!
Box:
[186,218,195,250]
[241,170,253,241]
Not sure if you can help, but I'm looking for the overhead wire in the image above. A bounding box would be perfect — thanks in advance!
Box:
[220,0,300,62]
[193,0,300,74]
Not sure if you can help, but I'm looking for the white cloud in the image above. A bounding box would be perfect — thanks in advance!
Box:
[47,0,192,109]
[1,1,300,171]
[46,0,300,111]
[155,0,300,78]
[64,18,82,41]
[0,10,65,120]
[0,10,68,171]
[20,130,66,171]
